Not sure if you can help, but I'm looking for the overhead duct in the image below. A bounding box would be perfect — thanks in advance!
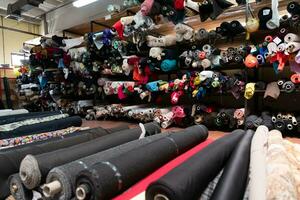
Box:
[6,0,45,20]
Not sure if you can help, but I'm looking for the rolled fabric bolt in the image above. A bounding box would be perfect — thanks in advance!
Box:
[277,113,282,119]
[203,44,211,53]
[283,81,295,93]
[9,174,33,200]
[286,42,300,53]
[274,120,285,132]
[0,111,62,126]
[19,122,161,190]
[244,83,256,100]
[249,126,269,200]
[161,120,174,129]
[197,28,209,41]
[292,117,298,126]
[75,125,209,200]
[256,54,264,64]
[287,123,294,130]
[284,33,300,43]
[0,125,130,198]
[266,130,298,200]
[44,134,169,200]
[43,180,62,198]
[146,130,245,200]
[201,59,211,69]
[265,35,273,42]
[0,109,28,117]
[210,130,254,200]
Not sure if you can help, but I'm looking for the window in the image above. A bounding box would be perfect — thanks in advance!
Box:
[11,53,29,67]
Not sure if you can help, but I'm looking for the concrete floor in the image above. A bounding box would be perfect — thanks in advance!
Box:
[82,120,300,143]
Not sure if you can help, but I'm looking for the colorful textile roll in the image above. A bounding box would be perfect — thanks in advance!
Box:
[0,127,84,149]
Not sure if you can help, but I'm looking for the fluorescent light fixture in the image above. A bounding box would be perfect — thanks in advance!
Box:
[73,0,97,8]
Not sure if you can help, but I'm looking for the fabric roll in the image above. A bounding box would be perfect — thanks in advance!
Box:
[75,125,208,200]
[146,130,245,200]
[0,127,84,149]
[266,130,298,200]
[0,109,28,117]
[249,126,269,200]
[200,170,223,200]
[113,140,213,200]
[0,113,69,132]
[210,130,254,200]
[8,174,33,200]
[0,125,129,199]
[20,122,161,190]
[0,111,62,125]
[45,133,170,200]
[274,119,285,132]
[261,112,274,130]
[0,116,82,139]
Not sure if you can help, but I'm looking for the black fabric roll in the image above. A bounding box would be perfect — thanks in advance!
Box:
[0,116,82,139]
[261,111,274,130]
[75,125,208,200]
[8,174,33,200]
[210,130,254,200]
[0,126,129,199]
[274,119,285,132]
[146,130,245,200]
[45,133,170,200]
[20,122,161,190]
[0,111,63,125]
[245,115,259,129]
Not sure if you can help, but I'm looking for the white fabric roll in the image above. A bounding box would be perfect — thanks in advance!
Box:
[249,125,269,200]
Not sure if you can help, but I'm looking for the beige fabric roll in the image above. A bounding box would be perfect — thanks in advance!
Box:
[249,125,269,200]
[266,130,298,200]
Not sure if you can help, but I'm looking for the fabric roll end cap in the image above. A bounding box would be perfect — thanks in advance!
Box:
[42,180,62,198]
[19,155,41,189]
[76,184,90,200]
[154,194,170,200]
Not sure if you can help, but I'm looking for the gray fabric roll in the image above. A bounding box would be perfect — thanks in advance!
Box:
[8,174,32,200]
[45,133,169,200]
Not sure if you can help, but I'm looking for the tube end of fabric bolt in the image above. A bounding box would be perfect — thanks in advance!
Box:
[19,155,41,190]
[76,184,90,200]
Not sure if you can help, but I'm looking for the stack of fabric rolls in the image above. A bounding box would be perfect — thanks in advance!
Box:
[0,117,213,200]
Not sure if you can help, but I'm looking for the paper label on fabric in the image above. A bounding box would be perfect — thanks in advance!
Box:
[273,37,282,45]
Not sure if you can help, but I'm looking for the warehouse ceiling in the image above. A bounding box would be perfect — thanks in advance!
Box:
[0,0,72,23]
